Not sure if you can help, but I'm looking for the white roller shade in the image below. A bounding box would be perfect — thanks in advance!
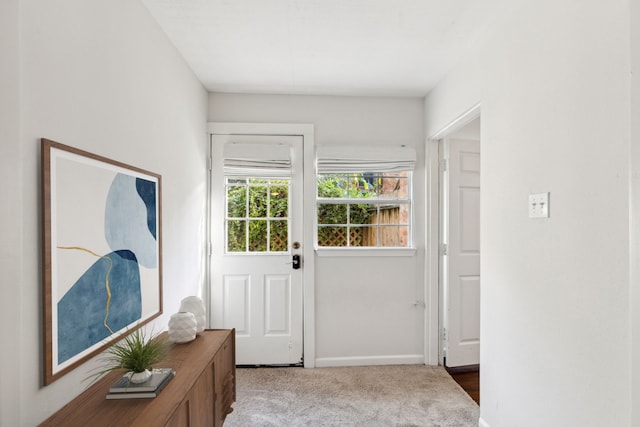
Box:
[316,145,416,173]
[223,142,292,177]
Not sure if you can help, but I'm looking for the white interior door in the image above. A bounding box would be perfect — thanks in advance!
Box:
[443,138,480,367]
[210,134,303,365]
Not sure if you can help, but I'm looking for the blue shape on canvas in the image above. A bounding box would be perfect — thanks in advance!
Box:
[57,250,142,364]
[135,177,157,240]
[104,174,157,268]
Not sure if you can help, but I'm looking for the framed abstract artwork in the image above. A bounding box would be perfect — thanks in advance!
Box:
[41,139,162,385]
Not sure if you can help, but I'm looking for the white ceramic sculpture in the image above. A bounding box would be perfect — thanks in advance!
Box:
[168,312,197,343]
[179,296,206,335]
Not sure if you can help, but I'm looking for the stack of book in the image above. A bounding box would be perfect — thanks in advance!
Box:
[106,368,175,400]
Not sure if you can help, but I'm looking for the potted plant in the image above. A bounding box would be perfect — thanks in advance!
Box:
[93,327,171,384]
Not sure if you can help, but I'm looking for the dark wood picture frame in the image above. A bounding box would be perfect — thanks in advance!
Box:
[42,138,163,385]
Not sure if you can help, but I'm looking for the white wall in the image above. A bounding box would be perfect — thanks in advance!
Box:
[209,93,426,366]
[425,1,631,426]
[0,0,22,426]
[7,0,209,424]
[631,0,640,425]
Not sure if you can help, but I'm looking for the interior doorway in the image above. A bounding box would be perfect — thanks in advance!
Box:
[435,115,481,369]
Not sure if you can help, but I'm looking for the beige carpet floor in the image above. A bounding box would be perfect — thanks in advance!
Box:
[224,365,479,427]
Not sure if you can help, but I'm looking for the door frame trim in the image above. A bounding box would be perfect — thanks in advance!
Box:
[425,104,480,366]
[207,122,316,368]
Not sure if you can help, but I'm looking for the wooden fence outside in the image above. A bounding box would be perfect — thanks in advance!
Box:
[317,205,408,247]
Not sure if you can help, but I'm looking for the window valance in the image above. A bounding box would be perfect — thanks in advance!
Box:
[223,142,292,177]
[316,145,416,173]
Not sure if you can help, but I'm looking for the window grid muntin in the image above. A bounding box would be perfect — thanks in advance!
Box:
[225,177,291,254]
[316,172,412,248]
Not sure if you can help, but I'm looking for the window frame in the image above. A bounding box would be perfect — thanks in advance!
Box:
[224,176,292,255]
[314,171,415,251]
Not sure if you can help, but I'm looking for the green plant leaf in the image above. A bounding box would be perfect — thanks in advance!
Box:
[85,327,171,385]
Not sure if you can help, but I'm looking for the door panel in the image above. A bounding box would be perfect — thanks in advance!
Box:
[445,138,480,367]
[459,187,480,253]
[211,134,303,365]
[458,275,481,342]
[222,275,249,335]
[264,275,290,335]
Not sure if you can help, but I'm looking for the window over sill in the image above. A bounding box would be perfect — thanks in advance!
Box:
[316,172,413,248]
[315,145,416,250]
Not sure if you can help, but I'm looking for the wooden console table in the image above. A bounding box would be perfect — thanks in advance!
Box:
[40,329,236,427]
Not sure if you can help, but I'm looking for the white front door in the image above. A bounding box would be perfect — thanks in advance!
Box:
[443,138,480,367]
[210,134,304,365]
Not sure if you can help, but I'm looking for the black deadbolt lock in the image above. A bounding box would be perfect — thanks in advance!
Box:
[292,254,301,269]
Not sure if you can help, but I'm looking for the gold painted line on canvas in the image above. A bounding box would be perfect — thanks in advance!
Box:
[57,246,115,335]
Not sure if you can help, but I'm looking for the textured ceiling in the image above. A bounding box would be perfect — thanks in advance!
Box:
[141,0,497,96]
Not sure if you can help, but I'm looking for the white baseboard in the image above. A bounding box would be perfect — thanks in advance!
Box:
[314,354,425,368]
[478,417,490,427]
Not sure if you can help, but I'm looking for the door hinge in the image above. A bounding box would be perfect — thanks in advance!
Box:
[207,241,213,256]
[442,328,448,357]
[439,243,448,256]
[440,159,448,172]
[207,157,212,171]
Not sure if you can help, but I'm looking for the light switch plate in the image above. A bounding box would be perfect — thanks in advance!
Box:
[529,192,550,218]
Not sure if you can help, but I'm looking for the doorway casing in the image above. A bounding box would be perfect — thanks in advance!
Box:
[425,104,481,366]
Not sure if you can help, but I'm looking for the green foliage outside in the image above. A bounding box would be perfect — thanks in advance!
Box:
[225,174,393,251]
[317,174,378,226]
[226,179,289,252]
[316,174,381,247]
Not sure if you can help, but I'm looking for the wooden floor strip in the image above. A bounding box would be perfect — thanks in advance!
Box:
[446,367,479,405]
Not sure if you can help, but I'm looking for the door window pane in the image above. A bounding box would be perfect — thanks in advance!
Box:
[225,178,290,253]
[227,186,246,218]
[248,220,267,251]
[270,186,288,218]
[227,220,246,252]
[249,186,267,218]
[270,220,288,251]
